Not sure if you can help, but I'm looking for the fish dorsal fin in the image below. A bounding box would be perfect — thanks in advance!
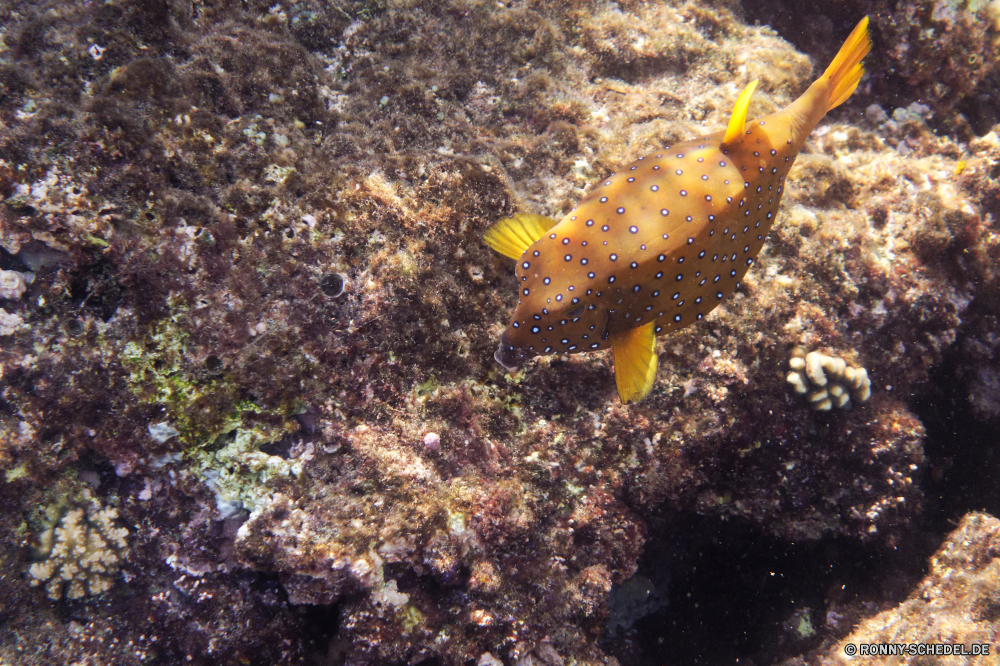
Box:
[610,320,659,404]
[721,79,759,147]
[483,213,559,260]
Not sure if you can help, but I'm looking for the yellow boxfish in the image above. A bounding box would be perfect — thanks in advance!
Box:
[484,17,872,404]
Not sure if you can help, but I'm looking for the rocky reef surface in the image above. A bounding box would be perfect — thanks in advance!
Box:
[799,512,1000,666]
[1,0,999,664]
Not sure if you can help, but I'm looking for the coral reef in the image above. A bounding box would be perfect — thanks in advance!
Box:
[786,347,871,410]
[0,0,998,664]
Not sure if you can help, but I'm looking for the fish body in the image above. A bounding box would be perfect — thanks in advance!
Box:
[485,18,872,403]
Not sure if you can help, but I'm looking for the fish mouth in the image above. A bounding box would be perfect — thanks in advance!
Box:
[494,329,530,371]
[494,343,526,371]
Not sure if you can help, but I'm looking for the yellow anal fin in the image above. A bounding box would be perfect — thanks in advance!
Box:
[721,79,759,147]
[823,16,872,111]
[610,320,659,404]
[483,213,559,260]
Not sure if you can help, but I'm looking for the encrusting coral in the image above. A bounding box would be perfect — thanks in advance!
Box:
[28,490,129,600]
[787,347,872,410]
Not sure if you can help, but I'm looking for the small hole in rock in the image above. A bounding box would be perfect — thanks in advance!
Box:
[320,273,346,298]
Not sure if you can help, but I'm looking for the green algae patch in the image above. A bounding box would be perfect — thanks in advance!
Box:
[400,603,426,633]
[117,310,238,446]
[113,306,304,515]
[794,610,816,638]
[189,420,302,516]
[415,375,440,396]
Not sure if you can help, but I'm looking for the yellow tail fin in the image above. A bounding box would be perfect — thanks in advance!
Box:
[610,321,658,404]
[823,17,872,111]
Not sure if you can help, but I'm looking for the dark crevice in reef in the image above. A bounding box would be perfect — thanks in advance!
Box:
[601,512,935,666]
[67,256,126,322]
[0,246,31,272]
[299,602,342,663]
[741,0,870,67]
[915,293,1000,531]
[958,81,1000,137]
[742,0,910,118]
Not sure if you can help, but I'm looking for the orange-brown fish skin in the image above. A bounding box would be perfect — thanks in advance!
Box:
[496,76,837,367]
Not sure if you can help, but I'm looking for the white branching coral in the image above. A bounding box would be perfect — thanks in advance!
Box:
[28,492,129,600]
[786,348,871,411]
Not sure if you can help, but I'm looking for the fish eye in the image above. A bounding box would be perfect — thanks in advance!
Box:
[567,305,585,317]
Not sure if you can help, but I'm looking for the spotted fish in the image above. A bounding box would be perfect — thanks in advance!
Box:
[484,17,872,404]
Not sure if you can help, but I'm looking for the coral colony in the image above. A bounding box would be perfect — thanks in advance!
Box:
[28,491,129,601]
[786,347,872,410]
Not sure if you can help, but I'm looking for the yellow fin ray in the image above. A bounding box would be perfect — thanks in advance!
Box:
[483,213,559,260]
[610,321,658,404]
[721,79,759,147]
[823,16,872,111]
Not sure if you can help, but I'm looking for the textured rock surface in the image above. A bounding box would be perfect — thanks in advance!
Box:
[800,512,1000,666]
[1,0,999,664]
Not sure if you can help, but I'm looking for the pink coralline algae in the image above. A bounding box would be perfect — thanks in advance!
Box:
[422,431,441,451]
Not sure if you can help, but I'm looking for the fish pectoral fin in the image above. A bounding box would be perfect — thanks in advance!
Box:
[721,78,759,147]
[483,213,559,260]
[610,321,659,404]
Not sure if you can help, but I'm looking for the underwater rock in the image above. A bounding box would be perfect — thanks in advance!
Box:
[816,512,1000,665]
[422,431,441,451]
[0,308,22,335]
[147,421,180,444]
